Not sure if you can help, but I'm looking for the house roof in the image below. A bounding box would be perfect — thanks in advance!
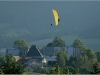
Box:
[23,64,28,68]
[43,47,54,56]
[7,49,20,56]
[43,46,69,56]
[25,45,43,58]
[44,56,56,61]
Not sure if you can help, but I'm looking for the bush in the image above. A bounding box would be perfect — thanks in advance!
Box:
[36,68,49,74]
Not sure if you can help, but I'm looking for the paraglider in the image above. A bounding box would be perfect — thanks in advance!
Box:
[51,8,60,26]
[51,23,53,26]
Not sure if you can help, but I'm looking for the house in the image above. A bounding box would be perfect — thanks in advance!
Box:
[6,47,29,57]
[23,59,42,72]
[18,58,42,72]
[6,48,20,56]
[72,46,84,57]
[26,45,44,58]
[42,46,83,62]
[13,56,20,62]
[19,47,29,57]
[42,47,62,66]
[18,45,47,72]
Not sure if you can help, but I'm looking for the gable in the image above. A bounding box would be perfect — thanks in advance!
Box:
[26,45,43,58]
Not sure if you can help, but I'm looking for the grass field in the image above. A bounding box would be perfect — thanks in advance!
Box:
[23,72,41,74]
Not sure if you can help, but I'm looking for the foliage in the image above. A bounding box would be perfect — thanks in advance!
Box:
[50,64,62,74]
[0,54,24,74]
[74,68,79,74]
[57,53,65,68]
[13,39,29,49]
[56,49,68,68]
[68,48,97,74]
[79,67,90,74]
[46,37,66,47]
[63,66,70,74]
[85,49,97,60]
[68,66,75,74]
[68,56,77,68]
[0,56,5,66]
[36,68,49,74]
[95,51,100,62]
[72,38,88,50]
[90,62,100,74]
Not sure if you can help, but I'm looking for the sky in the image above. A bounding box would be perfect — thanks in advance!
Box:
[0,1,100,32]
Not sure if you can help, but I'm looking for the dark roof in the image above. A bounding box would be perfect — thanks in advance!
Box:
[43,47,68,56]
[25,45,43,58]
[43,47,54,56]
[7,49,20,56]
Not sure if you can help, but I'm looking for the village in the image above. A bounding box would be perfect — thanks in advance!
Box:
[0,44,83,72]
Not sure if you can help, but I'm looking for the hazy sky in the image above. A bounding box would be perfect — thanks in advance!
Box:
[0,1,100,32]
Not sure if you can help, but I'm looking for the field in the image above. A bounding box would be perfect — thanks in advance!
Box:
[29,35,100,51]
[23,72,40,74]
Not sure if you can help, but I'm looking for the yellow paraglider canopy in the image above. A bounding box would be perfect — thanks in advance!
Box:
[52,8,60,26]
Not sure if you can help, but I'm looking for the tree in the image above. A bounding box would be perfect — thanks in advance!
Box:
[56,49,68,68]
[72,38,88,50]
[55,65,61,74]
[46,37,66,47]
[0,56,5,65]
[50,67,56,74]
[0,54,24,74]
[37,68,49,74]
[90,62,100,74]
[0,56,5,74]
[13,39,29,49]
[74,68,79,74]
[63,66,69,74]
[95,51,100,62]
[50,64,61,74]
[57,52,65,68]
[85,49,97,60]
[79,67,90,74]
[68,56,77,68]
[70,50,97,72]
[74,54,89,68]
[76,52,97,69]
[84,49,98,68]
[68,66,75,74]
